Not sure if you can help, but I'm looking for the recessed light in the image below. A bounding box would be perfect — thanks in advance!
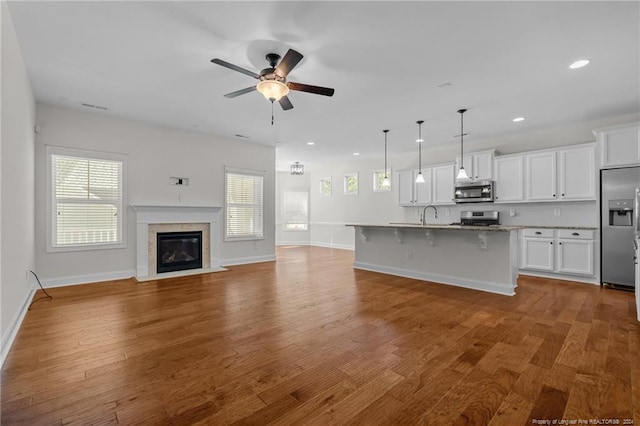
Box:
[307,142,315,145]
[513,117,525,122]
[569,59,589,69]
[353,152,360,156]
[416,138,424,143]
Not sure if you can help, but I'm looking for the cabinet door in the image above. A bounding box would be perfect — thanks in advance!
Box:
[473,152,494,181]
[432,164,455,205]
[635,241,640,321]
[414,168,432,205]
[558,145,595,200]
[556,239,594,275]
[601,126,640,167]
[525,151,557,201]
[398,170,415,206]
[494,156,524,202]
[522,238,555,271]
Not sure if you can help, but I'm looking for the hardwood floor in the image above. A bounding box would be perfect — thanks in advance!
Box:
[2,246,638,425]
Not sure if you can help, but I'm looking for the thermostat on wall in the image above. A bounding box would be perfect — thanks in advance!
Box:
[170,176,189,186]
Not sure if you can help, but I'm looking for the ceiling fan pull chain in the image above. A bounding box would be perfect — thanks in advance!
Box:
[271,101,275,125]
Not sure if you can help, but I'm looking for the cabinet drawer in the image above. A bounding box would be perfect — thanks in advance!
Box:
[557,229,594,240]
[523,228,554,238]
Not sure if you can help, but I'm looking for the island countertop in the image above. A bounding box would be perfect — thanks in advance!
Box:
[346,223,524,232]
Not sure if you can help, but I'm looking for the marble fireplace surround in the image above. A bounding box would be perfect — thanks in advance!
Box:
[132,205,224,281]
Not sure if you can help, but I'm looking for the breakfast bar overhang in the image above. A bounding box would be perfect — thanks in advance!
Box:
[346,224,524,296]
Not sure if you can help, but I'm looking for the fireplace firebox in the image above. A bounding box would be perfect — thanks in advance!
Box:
[156,231,203,273]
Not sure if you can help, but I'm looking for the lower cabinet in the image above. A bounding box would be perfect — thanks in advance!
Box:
[521,228,594,277]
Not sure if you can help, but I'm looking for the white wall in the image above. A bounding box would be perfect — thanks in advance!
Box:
[309,158,405,249]
[275,171,310,246]
[1,1,37,363]
[34,104,276,285]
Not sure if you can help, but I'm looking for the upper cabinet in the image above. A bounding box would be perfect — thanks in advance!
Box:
[494,155,524,202]
[398,168,432,206]
[432,164,455,205]
[455,150,495,181]
[558,145,595,200]
[596,123,640,168]
[523,144,595,202]
[525,151,557,201]
[398,164,454,206]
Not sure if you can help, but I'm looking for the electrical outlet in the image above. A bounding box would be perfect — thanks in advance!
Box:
[406,251,413,260]
[509,208,516,217]
[554,208,561,216]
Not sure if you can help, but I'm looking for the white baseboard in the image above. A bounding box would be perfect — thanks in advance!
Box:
[1,286,36,367]
[221,254,276,266]
[309,242,355,251]
[276,241,310,246]
[41,269,136,288]
[518,270,599,285]
[353,261,516,296]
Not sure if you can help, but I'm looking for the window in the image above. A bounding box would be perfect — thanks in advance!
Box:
[283,191,308,230]
[225,168,264,240]
[373,169,391,192]
[344,173,358,195]
[47,146,125,251]
[319,177,332,197]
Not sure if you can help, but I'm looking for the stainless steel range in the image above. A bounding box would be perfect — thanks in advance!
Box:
[460,210,500,226]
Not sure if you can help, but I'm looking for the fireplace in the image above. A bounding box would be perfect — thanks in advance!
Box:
[156,231,203,274]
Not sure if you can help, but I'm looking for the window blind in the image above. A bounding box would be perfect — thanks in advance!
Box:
[225,172,264,239]
[51,154,123,247]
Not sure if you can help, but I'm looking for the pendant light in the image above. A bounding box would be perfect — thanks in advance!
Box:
[415,120,425,183]
[456,108,470,181]
[290,162,304,175]
[382,129,390,187]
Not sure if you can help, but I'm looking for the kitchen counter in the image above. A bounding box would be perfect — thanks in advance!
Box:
[346,224,519,296]
[355,222,524,232]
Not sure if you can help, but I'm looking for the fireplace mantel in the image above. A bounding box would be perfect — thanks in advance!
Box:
[132,205,222,280]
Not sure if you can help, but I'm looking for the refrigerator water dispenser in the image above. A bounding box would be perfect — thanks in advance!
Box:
[609,199,633,226]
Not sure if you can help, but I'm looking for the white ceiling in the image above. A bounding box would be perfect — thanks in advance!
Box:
[7,1,640,171]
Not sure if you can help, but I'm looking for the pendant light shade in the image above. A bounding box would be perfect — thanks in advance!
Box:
[415,120,425,183]
[456,109,470,181]
[290,161,304,175]
[381,130,391,187]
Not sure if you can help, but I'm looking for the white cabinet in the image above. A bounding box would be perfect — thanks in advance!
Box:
[525,151,557,201]
[597,123,640,167]
[558,145,595,200]
[398,169,432,206]
[456,150,495,181]
[523,144,595,202]
[432,164,455,205]
[494,155,524,202]
[521,228,594,277]
[522,232,555,271]
[635,239,640,321]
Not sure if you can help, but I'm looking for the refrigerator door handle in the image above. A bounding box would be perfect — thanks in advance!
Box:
[636,188,640,238]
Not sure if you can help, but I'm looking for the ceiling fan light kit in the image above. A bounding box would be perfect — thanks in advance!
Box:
[256,80,289,102]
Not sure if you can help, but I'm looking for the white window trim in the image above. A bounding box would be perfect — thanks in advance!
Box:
[46,145,127,252]
[319,177,332,197]
[224,166,266,242]
[373,169,392,192]
[343,172,359,195]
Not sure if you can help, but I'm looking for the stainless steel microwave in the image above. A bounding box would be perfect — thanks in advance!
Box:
[454,180,494,203]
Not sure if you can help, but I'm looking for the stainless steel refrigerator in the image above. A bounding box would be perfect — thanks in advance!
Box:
[601,166,640,289]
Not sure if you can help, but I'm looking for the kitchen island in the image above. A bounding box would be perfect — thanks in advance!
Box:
[346,223,523,296]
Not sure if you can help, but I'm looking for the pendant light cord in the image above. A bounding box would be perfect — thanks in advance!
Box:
[417,120,424,173]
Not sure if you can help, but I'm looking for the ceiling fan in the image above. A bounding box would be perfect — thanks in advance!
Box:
[210,49,335,111]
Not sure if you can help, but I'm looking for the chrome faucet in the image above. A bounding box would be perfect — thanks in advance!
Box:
[421,205,438,226]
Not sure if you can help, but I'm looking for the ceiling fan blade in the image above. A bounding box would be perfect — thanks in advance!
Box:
[275,49,303,78]
[211,58,260,79]
[279,96,294,111]
[224,86,257,98]
[287,82,335,97]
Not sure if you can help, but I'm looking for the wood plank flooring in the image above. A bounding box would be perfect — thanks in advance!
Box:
[2,246,639,425]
